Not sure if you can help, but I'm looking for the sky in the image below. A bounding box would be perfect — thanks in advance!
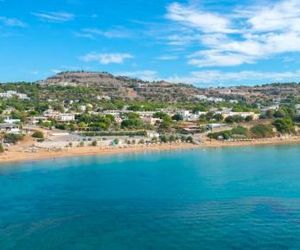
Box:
[1,0,300,86]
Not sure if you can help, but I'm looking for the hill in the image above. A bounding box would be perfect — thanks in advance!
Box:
[40,71,204,102]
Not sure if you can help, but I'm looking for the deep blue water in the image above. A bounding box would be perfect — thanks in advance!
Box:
[1,146,300,249]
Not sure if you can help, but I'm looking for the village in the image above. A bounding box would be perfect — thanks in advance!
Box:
[1,86,299,157]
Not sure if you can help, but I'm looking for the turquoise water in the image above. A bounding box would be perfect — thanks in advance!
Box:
[1,146,300,249]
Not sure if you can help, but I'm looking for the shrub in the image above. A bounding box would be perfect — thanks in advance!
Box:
[4,134,24,144]
[225,115,244,123]
[91,140,97,146]
[186,136,194,143]
[0,143,4,153]
[172,114,183,121]
[113,138,119,145]
[160,135,168,143]
[231,126,249,137]
[245,116,253,122]
[273,118,295,134]
[208,126,249,140]
[250,124,274,138]
[32,131,44,139]
[208,130,231,140]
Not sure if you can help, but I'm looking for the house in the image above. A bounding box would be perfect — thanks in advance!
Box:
[57,114,75,122]
[261,105,280,113]
[43,109,75,122]
[221,111,259,120]
[29,116,47,125]
[207,123,228,132]
[207,97,224,103]
[196,95,208,101]
[4,117,21,124]
[147,131,160,138]
[0,123,20,134]
[0,91,30,100]
[43,109,60,118]
[178,110,191,121]
[143,117,162,125]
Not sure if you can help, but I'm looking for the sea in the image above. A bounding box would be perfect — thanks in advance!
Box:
[1,145,300,249]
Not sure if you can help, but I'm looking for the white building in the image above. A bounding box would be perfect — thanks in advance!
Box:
[43,109,75,122]
[147,131,160,139]
[0,91,30,100]
[57,114,75,122]
[4,117,21,124]
[0,123,20,134]
[222,111,259,120]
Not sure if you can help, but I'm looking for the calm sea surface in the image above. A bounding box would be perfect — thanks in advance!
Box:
[1,145,300,249]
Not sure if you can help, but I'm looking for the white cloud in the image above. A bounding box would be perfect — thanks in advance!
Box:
[165,70,300,85]
[166,2,234,34]
[114,69,300,85]
[0,17,26,27]
[32,12,74,22]
[165,0,300,67]
[117,70,158,81]
[157,55,178,61]
[80,52,133,64]
[241,0,300,33]
[75,27,132,39]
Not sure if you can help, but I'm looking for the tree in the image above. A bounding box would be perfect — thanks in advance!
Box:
[225,115,244,123]
[153,112,170,121]
[186,136,194,143]
[274,109,286,118]
[245,115,253,122]
[273,118,295,134]
[213,113,223,122]
[113,138,119,145]
[121,118,144,129]
[172,114,183,121]
[160,135,168,143]
[265,109,274,119]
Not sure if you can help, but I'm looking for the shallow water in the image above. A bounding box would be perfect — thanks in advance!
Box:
[1,145,300,249]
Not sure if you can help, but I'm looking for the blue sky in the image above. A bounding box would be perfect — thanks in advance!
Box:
[1,0,300,86]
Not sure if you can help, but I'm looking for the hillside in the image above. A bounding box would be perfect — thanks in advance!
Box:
[40,71,204,102]
[38,71,300,104]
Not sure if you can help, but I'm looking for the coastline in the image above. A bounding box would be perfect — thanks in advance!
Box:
[1,136,300,165]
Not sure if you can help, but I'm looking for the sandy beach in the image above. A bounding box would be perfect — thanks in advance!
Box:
[1,136,300,165]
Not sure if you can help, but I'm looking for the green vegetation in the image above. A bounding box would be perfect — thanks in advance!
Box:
[0,143,4,153]
[208,126,250,140]
[273,118,295,134]
[1,77,300,148]
[121,113,144,129]
[158,134,194,143]
[4,134,24,144]
[225,115,245,124]
[32,131,44,139]
[250,124,274,138]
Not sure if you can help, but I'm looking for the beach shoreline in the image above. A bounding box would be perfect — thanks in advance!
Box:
[1,136,300,165]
